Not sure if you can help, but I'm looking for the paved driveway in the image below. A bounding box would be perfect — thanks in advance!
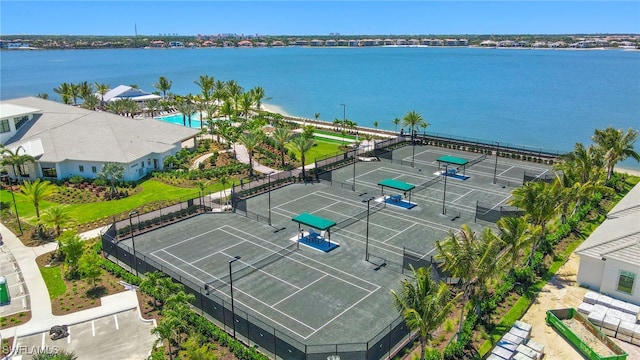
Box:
[12,308,156,359]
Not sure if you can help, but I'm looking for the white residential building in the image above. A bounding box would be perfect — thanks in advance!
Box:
[576,182,640,305]
[0,97,199,182]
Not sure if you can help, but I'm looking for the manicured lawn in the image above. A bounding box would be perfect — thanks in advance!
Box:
[2,179,233,226]
[40,264,66,299]
[289,139,344,165]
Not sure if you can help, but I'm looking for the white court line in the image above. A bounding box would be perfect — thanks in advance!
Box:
[159,228,220,251]
[223,225,380,291]
[189,237,244,265]
[218,247,302,290]
[272,275,327,307]
[451,189,474,204]
[498,165,515,177]
[304,288,379,339]
[382,223,417,244]
[152,246,317,335]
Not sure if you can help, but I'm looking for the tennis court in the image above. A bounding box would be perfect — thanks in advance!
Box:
[120,210,409,347]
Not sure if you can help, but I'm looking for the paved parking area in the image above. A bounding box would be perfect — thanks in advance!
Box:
[0,248,29,317]
[12,308,156,359]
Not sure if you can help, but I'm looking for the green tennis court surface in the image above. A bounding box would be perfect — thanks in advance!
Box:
[116,142,553,356]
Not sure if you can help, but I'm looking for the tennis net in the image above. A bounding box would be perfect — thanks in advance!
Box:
[415,175,443,192]
[334,201,386,232]
[468,153,487,167]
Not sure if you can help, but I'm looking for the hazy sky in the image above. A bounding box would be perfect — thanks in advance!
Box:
[2,1,639,36]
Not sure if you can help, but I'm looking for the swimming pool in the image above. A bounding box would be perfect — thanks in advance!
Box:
[155,113,203,128]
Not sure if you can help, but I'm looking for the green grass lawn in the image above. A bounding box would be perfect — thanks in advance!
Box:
[289,139,343,165]
[1,179,233,226]
[40,265,66,299]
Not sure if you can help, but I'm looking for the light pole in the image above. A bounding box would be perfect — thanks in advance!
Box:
[128,210,139,276]
[267,171,274,225]
[412,134,416,168]
[228,255,241,339]
[362,197,375,261]
[493,142,500,185]
[352,151,357,191]
[10,190,22,235]
[442,164,449,215]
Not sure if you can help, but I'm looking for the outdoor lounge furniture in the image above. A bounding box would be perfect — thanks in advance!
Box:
[308,228,322,242]
[390,194,402,203]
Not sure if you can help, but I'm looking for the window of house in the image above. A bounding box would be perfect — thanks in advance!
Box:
[0,119,10,133]
[14,115,29,130]
[91,166,97,173]
[42,167,57,178]
[618,271,635,294]
[79,165,84,172]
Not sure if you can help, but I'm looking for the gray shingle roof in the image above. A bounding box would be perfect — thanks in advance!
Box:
[2,97,199,163]
[576,182,640,265]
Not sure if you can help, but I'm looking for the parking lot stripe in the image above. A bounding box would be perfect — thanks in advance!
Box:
[92,320,96,336]
[114,314,119,330]
[67,327,71,344]
[41,332,45,348]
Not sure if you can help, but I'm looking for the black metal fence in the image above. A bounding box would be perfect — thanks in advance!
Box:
[101,224,415,360]
[523,171,556,184]
[474,201,525,223]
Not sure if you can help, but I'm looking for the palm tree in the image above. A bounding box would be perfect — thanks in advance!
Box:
[373,120,379,130]
[402,110,424,139]
[219,175,230,206]
[145,99,161,117]
[289,135,315,180]
[41,205,75,236]
[238,131,261,177]
[435,224,501,339]
[0,145,35,179]
[175,98,197,127]
[554,143,604,185]
[77,81,94,102]
[509,181,559,263]
[119,98,139,118]
[333,118,342,132]
[154,76,172,99]
[152,315,183,360]
[250,86,268,110]
[419,120,430,137]
[272,126,293,167]
[98,162,125,197]
[239,92,254,120]
[94,82,110,108]
[495,216,540,270]
[592,127,640,180]
[314,113,320,121]
[392,117,401,133]
[194,74,215,102]
[219,101,235,121]
[68,83,80,106]
[53,82,72,104]
[80,94,99,110]
[19,179,55,220]
[392,266,460,360]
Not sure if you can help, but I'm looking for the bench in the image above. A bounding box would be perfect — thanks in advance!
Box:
[390,194,402,203]
[308,228,322,242]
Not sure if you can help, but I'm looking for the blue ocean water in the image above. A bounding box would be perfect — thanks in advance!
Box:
[1,47,639,168]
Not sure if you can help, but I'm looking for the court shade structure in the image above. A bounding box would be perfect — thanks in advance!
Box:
[378,178,416,203]
[437,155,469,175]
[292,212,337,244]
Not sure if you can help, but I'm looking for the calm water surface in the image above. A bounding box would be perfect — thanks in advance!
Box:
[1,47,639,167]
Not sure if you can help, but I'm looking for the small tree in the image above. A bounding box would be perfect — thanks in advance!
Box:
[98,162,125,197]
[58,231,85,278]
[79,251,103,289]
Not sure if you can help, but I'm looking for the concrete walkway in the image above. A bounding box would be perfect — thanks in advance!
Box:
[0,224,142,342]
